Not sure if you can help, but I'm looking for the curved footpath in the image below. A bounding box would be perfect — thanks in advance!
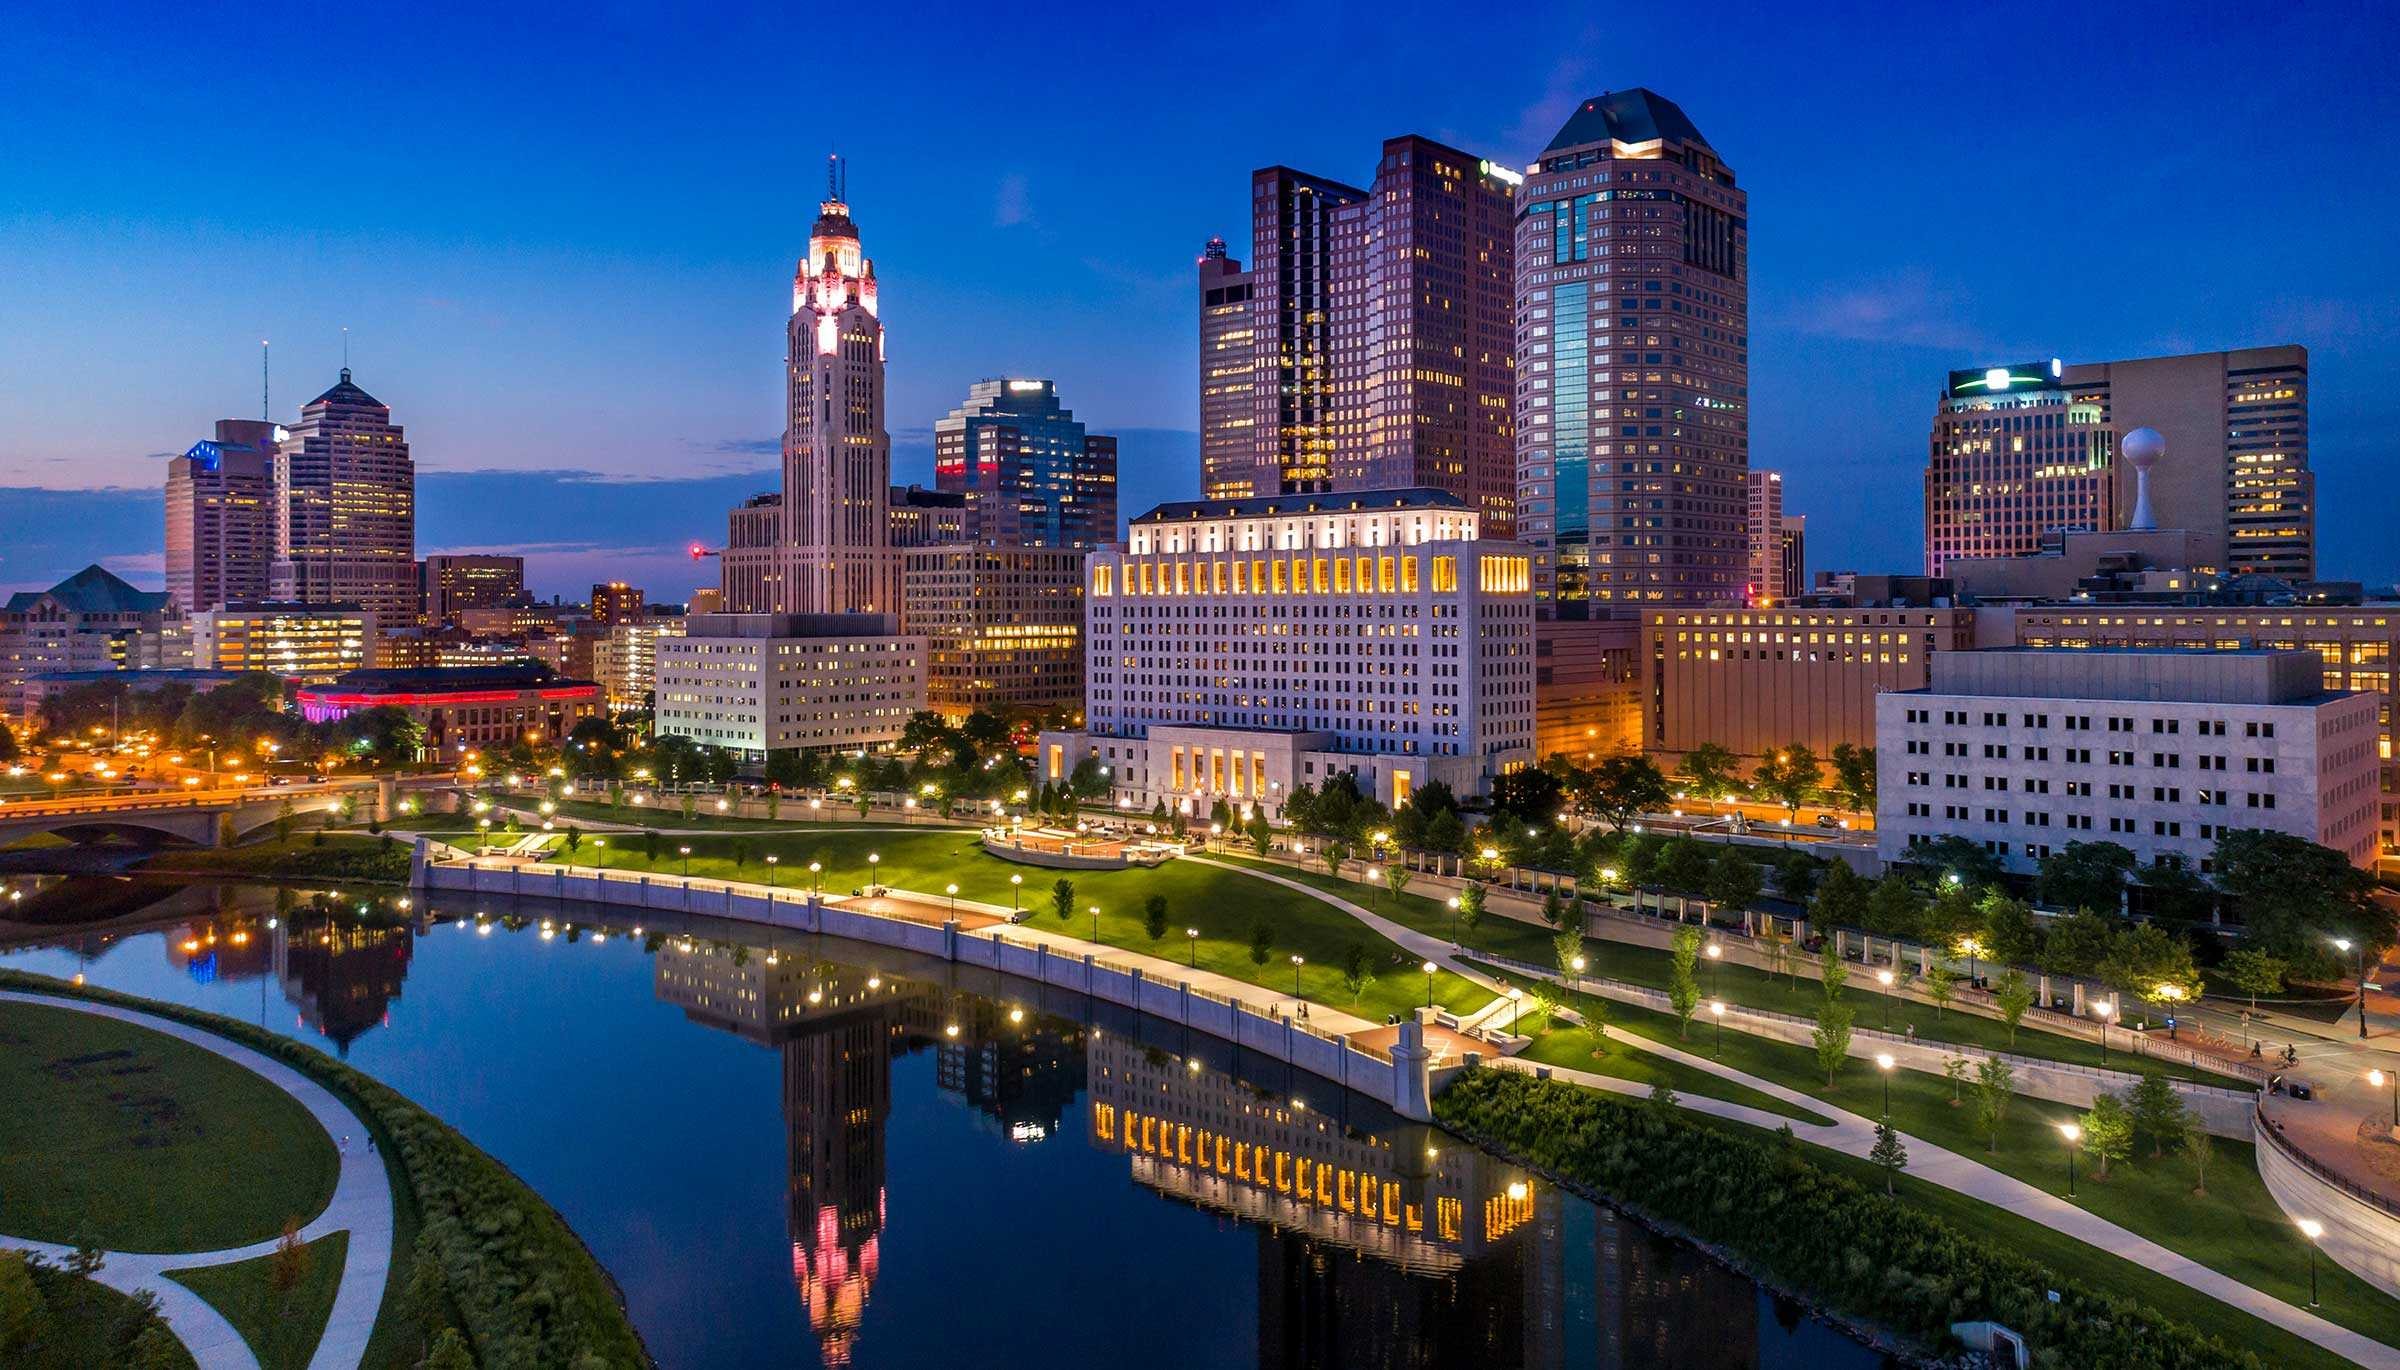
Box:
[0,991,396,1370]
[1187,856,2400,1369]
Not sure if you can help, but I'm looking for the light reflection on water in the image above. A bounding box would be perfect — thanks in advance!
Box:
[1,878,1884,1370]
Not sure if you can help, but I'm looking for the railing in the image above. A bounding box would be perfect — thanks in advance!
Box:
[2256,1101,2400,1220]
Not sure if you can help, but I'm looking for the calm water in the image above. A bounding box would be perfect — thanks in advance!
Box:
[1,878,1884,1369]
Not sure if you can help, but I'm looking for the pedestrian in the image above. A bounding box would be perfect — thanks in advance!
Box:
[339,1134,349,1156]
[1905,1023,1917,1043]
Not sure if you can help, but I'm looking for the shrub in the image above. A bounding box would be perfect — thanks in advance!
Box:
[1435,1068,2258,1369]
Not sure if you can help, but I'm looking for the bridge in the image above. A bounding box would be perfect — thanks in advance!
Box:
[0,779,417,848]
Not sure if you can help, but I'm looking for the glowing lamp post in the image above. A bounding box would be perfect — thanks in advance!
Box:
[765,854,779,887]
[1876,968,1896,1031]
[1186,927,1199,967]
[1290,954,1305,998]
[1705,941,1722,997]
[2299,1219,2325,1307]
[1010,873,1023,912]
[1874,1052,1895,1117]
[678,845,691,876]
[1709,1000,1725,1057]
[2060,1123,2081,1199]
[1422,959,1438,1009]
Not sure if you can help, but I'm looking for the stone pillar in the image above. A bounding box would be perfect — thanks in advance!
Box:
[2038,972,2052,1007]
[1834,928,1849,961]
[1918,943,1931,974]
[1392,1016,1432,1120]
[943,918,960,961]
[2071,980,2086,1016]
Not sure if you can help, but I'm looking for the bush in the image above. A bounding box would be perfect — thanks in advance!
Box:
[0,972,646,1368]
[1435,1068,2258,1369]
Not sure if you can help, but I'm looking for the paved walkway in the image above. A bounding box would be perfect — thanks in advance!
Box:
[1195,860,2400,1368]
[0,991,396,1370]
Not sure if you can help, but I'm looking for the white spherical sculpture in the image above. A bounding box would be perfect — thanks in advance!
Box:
[2122,426,2163,530]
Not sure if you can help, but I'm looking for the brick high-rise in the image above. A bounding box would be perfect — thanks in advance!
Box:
[1214,139,1516,529]
[1514,89,1748,614]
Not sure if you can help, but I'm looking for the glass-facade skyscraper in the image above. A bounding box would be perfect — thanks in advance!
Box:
[1514,89,1748,613]
[932,378,1117,548]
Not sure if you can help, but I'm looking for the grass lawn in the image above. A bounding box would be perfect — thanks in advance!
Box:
[141,833,411,884]
[168,1231,349,1370]
[0,1000,340,1252]
[1506,984,1834,1126]
[518,795,824,831]
[1227,854,2246,1086]
[1553,985,2400,1351]
[4,1262,197,1369]
[555,829,1496,1023]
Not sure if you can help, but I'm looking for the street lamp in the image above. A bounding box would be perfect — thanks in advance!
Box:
[1705,941,1722,997]
[809,861,822,896]
[1090,904,1102,943]
[2060,1123,2081,1199]
[867,852,880,889]
[1446,895,1460,940]
[2333,937,2370,1040]
[1958,937,1984,988]
[2157,982,2186,1040]
[1709,1000,1726,1057]
[1876,968,1896,1031]
[1508,987,1524,1035]
[1290,954,1305,998]
[1422,959,1438,1009]
[1010,873,1023,912]
[2373,1068,2400,1130]
[2298,1218,2325,1307]
[678,844,691,875]
[945,882,959,916]
[1875,1052,1895,1117]
[1570,954,1586,989]
[1365,867,1381,902]
[1186,927,1199,967]
[765,854,779,887]
[592,838,606,869]
[2093,1000,2114,1066]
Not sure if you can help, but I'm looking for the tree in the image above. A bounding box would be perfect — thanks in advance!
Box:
[1993,968,2034,1044]
[1899,835,2005,890]
[269,1218,312,1297]
[421,1328,476,1370]
[1810,861,1872,930]
[1667,925,1703,1038]
[1554,931,1585,984]
[0,1251,45,1356]
[1862,875,1925,939]
[1978,890,2042,967]
[2137,862,2216,926]
[1973,1055,2015,1152]
[1704,847,1762,920]
[1576,997,1610,1058]
[2213,828,2388,972]
[1142,895,1169,944]
[1051,877,1075,923]
[899,710,952,753]
[1758,917,1796,987]
[2221,948,2288,1014]
[2098,924,2203,1022]
[1423,808,1467,859]
[1814,998,1854,1087]
[1248,920,1274,967]
[1540,887,1565,927]
[2037,841,2136,915]
[2079,1092,2135,1179]
[1654,838,1711,910]
[1340,943,1376,1005]
[1942,1055,1969,1106]
[1676,742,1741,799]
[641,829,661,863]
[729,837,752,869]
[1577,755,1669,831]
[1321,841,1349,882]
[2182,1128,2214,1196]
[1456,881,1485,935]
[1869,1119,1909,1194]
[1828,742,1877,813]
[1246,815,1274,858]
[561,826,582,863]
[2038,908,2120,977]
[1488,766,1566,829]
[1752,742,1821,815]
[1773,851,1821,903]
[2128,1073,2191,1159]
[1922,964,1958,1018]
[129,1323,186,1370]
[1818,937,1848,1000]
[1383,864,1412,904]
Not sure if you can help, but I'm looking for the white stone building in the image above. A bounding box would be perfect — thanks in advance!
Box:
[655,613,924,762]
[1037,488,1535,819]
[1876,648,2380,876]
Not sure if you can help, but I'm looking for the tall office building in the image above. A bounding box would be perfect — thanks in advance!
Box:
[901,545,1084,721]
[418,555,525,624]
[1743,469,1783,603]
[1514,89,1748,613]
[1197,238,1257,498]
[932,379,1118,548]
[270,369,417,625]
[721,158,899,617]
[164,419,278,613]
[1221,141,1518,528]
[1777,515,1806,600]
[1923,346,2312,578]
[589,581,647,626]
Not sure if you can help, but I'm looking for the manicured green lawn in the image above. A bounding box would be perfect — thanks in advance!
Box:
[1229,854,2245,1085]
[523,795,828,831]
[1544,983,2400,1350]
[1508,985,1833,1126]
[0,1000,340,1252]
[558,829,1495,1023]
[141,833,411,884]
[168,1231,349,1370]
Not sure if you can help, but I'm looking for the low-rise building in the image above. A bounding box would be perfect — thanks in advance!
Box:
[1875,648,2379,875]
[1036,489,1534,817]
[1,565,189,715]
[654,613,925,762]
[901,545,1083,722]
[189,603,374,683]
[294,662,602,761]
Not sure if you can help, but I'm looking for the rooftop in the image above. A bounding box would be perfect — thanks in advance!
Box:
[1134,487,1470,524]
[1543,88,1711,154]
[303,663,595,696]
[5,564,173,617]
[303,367,386,411]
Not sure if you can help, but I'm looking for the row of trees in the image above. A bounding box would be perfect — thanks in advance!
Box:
[1569,740,1880,816]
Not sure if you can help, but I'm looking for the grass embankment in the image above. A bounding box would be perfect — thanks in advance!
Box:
[1226,853,2245,1085]
[0,973,646,1370]
[0,1000,339,1251]
[168,1232,349,1370]
[1439,1067,2268,1369]
[529,828,1494,1024]
[514,796,822,831]
[140,833,411,884]
[0,1255,197,1368]
[1469,966,2400,1356]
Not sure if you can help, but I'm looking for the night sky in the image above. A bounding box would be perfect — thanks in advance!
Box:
[3,0,2394,598]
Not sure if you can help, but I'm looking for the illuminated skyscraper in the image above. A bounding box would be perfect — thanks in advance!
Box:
[1744,469,1783,603]
[932,378,1117,547]
[270,370,417,624]
[164,419,278,613]
[722,157,899,617]
[1515,89,1748,613]
[1197,238,1257,498]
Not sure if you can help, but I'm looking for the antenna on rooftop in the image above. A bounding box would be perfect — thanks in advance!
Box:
[342,326,351,371]
[261,339,270,419]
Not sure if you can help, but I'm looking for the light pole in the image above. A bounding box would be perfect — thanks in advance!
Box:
[1422,960,1437,1009]
[2060,1123,2081,1199]
[1509,988,1524,1035]
[1446,896,1460,941]
[2094,1000,2113,1067]
[2334,937,2370,1040]
[765,854,779,887]
[678,845,692,875]
[867,852,880,890]
[809,861,823,897]
[1290,954,1305,998]
[945,882,959,917]
[1706,942,1722,998]
[1365,866,1381,904]
[1959,937,1984,989]
[1876,968,1896,1031]
[2158,982,2185,1041]
[2299,1219,2324,1307]
[1709,1000,1725,1057]
[2374,1068,2400,1129]
[1570,955,1586,990]
[592,838,606,870]
[1089,904,1101,944]
[1186,927,1200,967]
[1010,873,1023,913]
[1875,1052,1894,1117]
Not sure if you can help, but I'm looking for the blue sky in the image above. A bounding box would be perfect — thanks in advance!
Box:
[3,0,2394,598]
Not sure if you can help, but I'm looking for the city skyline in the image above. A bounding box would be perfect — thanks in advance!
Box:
[4,4,2395,598]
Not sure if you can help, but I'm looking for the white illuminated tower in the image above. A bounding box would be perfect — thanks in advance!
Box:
[722,157,898,616]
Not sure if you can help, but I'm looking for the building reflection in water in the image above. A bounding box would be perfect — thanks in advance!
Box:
[154,887,414,1056]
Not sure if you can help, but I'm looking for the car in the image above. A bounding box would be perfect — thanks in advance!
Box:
[1814,814,1842,829]
[267,776,291,786]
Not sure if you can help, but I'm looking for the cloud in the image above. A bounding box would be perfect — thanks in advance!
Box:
[424,540,672,559]
[1774,273,1994,352]
[693,436,781,457]
[994,172,1033,228]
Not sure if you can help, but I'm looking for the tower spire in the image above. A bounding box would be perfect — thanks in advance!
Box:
[261,339,270,420]
[827,152,839,201]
